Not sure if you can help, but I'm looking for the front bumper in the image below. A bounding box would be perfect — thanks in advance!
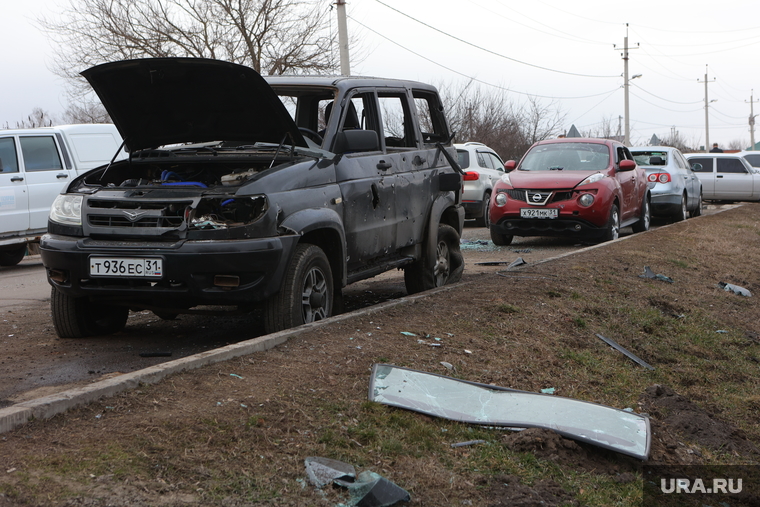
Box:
[490,215,607,239]
[40,233,300,309]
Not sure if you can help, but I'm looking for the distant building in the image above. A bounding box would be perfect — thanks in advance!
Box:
[649,134,660,146]
[566,125,581,138]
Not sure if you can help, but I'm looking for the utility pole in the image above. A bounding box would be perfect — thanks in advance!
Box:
[747,90,759,151]
[336,0,351,76]
[615,25,639,146]
[698,66,715,152]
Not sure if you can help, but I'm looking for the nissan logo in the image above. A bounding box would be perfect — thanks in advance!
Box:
[532,193,542,202]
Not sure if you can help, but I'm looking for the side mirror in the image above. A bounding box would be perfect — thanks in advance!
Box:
[332,130,379,154]
[504,160,517,172]
[619,159,636,171]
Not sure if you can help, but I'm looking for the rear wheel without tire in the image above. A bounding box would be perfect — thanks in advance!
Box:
[690,192,703,217]
[0,245,27,266]
[632,194,651,233]
[602,204,620,242]
[404,224,464,294]
[474,192,491,228]
[51,287,129,338]
[264,244,333,334]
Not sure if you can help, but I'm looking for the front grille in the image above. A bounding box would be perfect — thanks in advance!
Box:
[88,215,184,228]
[506,189,573,204]
[84,199,192,233]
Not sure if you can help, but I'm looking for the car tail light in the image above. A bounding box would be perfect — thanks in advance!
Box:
[648,173,671,183]
[463,171,480,181]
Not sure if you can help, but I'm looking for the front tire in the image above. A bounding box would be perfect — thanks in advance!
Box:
[490,228,514,246]
[51,287,128,338]
[602,204,620,242]
[404,224,464,294]
[0,245,27,267]
[264,244,333,333]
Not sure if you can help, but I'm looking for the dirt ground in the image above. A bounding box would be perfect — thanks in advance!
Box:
[2,205,760,506]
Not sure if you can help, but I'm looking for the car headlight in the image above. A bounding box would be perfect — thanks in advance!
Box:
[49,195,83,225]
[500,173,512,186]
[495,192,508,206]
[578,193,595,207]
[578,173,605,186]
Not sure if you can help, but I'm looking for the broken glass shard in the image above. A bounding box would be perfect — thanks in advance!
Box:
[368,364,650,460]
[304,456,356,489]
[639,266,673,283]
[335,470,411,507]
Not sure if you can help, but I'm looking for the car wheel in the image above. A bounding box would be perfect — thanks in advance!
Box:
[490,228,514,246]
[632,194,650,233]
[0,245,27,267]
[51,287,129,338]
[474,192,491,228]
[690,191,703,217]
[602,204,620,242]
[672,193,688,222]
[264,244,333,333]
[404,224,464,294]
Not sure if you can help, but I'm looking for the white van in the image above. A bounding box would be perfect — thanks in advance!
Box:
[0,124,125,265]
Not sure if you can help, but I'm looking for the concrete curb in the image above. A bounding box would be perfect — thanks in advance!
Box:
[0,284,459,434]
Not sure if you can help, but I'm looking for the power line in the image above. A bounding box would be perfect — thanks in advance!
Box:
[371,0,619,79]
[630,83,702,105]
[348,16,620,100]
[629,91,703,113]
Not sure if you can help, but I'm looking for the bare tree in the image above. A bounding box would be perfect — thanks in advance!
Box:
[39,0,341,115]
[519,95,566,145]
[727,139,747,151]
[12,108,56,129]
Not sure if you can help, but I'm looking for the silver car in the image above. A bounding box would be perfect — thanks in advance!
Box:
[455,142,505,227]
[684,153,760,202]
[630,146,702,220]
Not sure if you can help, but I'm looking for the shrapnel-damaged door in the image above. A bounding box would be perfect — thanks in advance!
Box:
[332,90,399,273]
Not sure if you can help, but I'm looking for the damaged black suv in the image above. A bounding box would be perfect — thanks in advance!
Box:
[41,58,464,338]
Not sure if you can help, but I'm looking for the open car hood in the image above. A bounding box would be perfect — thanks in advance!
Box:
[82,58,306,153]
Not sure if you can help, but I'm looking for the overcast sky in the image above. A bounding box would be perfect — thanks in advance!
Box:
[3,0,760,149]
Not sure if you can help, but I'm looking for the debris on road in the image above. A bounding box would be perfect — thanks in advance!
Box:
[304,457,410,506]
[639,266,674,283]
[540,387,556,394]
[304,456,356,489]
[508,257,527,268]
[595,333,655,370]
[718,282,752,297]
[368,364,651,459]
[450,439,486,448]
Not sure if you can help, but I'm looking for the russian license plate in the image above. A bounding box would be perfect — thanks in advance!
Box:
[89,257,163,278]
[520,208,558,219]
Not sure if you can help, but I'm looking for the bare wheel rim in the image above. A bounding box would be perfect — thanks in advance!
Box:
[643,199,650,229]
[433,239,451,286]
[611,209,620,240]
[301,266,328,323]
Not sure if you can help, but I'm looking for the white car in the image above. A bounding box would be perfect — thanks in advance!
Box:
[630,146,702,220]
[684,153,760,201]
[0,124,125,265]
[736,150,760,169]
[455,142,506,227]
